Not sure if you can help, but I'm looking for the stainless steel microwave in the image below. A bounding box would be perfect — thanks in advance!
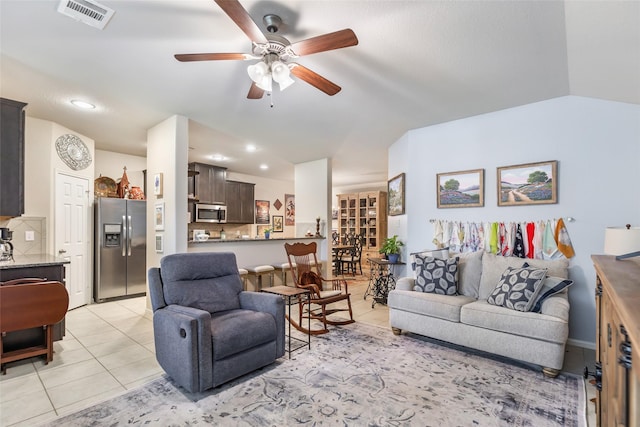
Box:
[195,204,227,223]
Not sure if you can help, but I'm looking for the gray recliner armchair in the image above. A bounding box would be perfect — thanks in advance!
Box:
[148,252,285,392]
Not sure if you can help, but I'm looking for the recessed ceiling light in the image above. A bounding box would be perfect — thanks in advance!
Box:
[211,154,226,162]
[70,99,95,109]
[259,164,268,170]
[246,144,257,152]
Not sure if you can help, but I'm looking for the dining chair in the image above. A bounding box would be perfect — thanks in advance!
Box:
[339,233,364,275]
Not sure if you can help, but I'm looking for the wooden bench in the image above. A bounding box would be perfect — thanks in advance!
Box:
[0,280,69,374]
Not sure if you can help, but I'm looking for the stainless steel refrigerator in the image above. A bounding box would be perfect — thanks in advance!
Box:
[94,198,146,302]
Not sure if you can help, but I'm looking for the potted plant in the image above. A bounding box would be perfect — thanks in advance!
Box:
[379,235,403,263]
[263,227,273,239]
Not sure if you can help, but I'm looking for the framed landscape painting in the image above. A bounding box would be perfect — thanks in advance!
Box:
[388,173,405,216]
[255,200,270,224]
[497,160,557,206]
[436,169,484,208]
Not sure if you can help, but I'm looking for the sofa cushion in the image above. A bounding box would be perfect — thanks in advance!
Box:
[460,300,568,344]
[413,255,459,295]
[531,276,574,313]
[388,290,475,322]
[454,251,483,298]
[478,253,569,299]
[487,266,547,312]
[210,309,276,360]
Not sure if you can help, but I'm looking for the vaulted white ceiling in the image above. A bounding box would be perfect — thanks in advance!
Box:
[1,1,638,188]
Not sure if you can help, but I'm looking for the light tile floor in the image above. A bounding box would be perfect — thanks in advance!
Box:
[0,276,597,426]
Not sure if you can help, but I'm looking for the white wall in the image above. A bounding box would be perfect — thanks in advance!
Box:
[94,149,146,192]
[146,115,189,271]
[295,158,331,259]
[22,117,95,255]
[388,96,640,346]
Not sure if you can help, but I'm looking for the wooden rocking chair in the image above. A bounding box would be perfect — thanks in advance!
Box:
[284,242,355,335]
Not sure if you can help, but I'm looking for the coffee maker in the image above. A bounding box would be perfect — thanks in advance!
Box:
[0,227,14,261]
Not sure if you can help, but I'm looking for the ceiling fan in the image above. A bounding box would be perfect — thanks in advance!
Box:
[174,0,358,99]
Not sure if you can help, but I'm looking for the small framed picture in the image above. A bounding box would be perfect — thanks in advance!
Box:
[155,234,163,253]
[272,215,284,232]
[153,173,163,197]
[154,202,165,231]
[436,169,484,208]
[497,160,557,206]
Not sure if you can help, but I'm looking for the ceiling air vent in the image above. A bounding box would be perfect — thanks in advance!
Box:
[57,0,115,30]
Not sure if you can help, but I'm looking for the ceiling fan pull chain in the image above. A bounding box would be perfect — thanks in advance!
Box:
[269,91,274,108]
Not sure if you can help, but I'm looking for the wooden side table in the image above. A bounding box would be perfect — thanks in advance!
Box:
[261,286,311,358]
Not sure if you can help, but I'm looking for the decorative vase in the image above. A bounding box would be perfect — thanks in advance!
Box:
[388,253,399,264]
[265,232,270,239]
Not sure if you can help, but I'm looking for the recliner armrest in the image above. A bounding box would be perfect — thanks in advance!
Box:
[153,305,213,392]
[239,292,285,358]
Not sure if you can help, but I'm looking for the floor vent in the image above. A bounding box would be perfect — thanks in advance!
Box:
[57,0,115,30]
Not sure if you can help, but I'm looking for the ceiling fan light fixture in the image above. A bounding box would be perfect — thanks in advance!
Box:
[256,75,273,92]
[271,60,294,91]
[247,61,269,84]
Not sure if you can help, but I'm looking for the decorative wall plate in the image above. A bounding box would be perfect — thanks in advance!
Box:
[94,176,117,198]
[55,134,92,170]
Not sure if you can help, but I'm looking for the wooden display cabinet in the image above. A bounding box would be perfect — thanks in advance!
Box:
[337,191,387,260]
[592,255,639,427]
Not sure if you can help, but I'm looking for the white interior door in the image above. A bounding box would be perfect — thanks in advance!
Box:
[55,172,90,309]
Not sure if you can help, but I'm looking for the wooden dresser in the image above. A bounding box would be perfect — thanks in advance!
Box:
[592,255,640,427]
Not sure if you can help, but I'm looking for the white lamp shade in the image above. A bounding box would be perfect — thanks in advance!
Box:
[255,75,272,92]
[277,74,295,91]
[604,226,640,255]
[271,61,295,91]
[247,61,269,83]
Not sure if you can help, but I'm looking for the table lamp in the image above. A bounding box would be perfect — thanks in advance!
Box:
[604,224,640,260]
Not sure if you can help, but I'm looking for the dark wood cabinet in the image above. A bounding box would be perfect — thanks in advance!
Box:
[226,180,255,224]
[0,98,27,219]
[0,263,67,346]
[189,162,227,204]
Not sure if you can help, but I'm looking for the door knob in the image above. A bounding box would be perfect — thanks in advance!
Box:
[58,249,67,254]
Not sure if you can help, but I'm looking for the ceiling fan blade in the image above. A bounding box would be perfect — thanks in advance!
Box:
[247,82,264,99]
[214,0,268,44]
[290,64,341,96]
[174,53,251,62]
[290,29,358,56]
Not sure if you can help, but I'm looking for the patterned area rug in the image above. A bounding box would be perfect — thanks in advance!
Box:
[44,323,585,426]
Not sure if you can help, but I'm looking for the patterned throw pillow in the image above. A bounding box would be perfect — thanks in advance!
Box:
[413,255,458,295]
[531,276,574,313]
[410,249,449,281]
[487,266,547,312]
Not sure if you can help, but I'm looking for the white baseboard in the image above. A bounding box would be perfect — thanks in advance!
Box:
[568,338,596,350]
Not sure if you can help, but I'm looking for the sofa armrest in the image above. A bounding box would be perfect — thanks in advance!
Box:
[539,292,570,321]
[153,305,213,392]
[395,277,414,291]
[239,292,285,358]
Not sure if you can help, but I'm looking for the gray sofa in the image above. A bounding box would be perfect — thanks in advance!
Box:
[148,252,285,392]
[388,252,571,377]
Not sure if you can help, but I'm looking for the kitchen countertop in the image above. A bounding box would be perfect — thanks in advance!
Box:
[188,236,325,244]
[0,254,70,270]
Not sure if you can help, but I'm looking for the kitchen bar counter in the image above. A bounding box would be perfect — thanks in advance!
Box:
[188,236,323,244]
[188,236,326,268]
[0,254,70,270]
